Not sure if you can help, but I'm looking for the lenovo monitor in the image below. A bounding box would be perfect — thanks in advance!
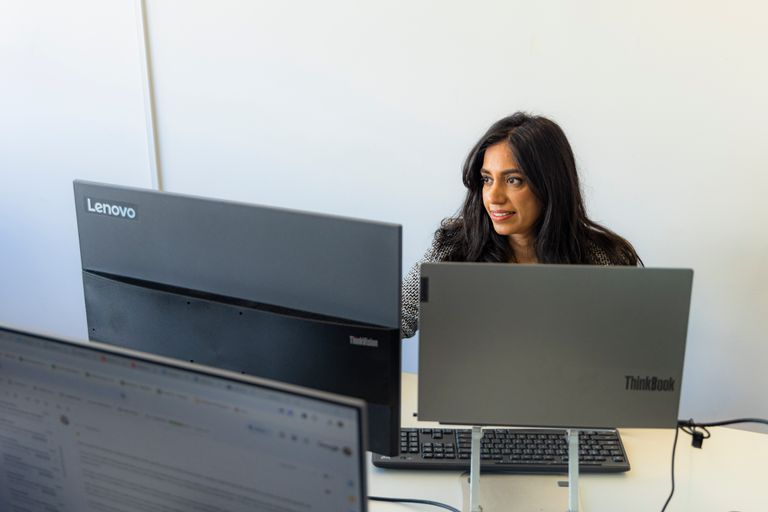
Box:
[73,180,401,455]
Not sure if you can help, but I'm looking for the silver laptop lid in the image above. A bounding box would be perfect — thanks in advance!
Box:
[418,264,692,429]
[0,326,367,512]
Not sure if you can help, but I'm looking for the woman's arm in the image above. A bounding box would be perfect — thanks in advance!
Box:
[400,258,423,339]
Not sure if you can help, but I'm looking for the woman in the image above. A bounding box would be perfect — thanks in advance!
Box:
[401,112,641,338]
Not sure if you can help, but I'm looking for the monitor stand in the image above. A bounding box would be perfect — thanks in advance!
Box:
[466,427,583,512]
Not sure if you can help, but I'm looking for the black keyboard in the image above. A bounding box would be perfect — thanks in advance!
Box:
[372,428,630,473]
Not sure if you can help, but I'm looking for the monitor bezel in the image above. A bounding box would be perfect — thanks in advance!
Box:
[0,324,369,511]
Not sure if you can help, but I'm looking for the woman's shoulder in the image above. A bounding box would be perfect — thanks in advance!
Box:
[427,218,465,262]
[586,238,639,266]
[586,241,613,265]
[420,230,457,263]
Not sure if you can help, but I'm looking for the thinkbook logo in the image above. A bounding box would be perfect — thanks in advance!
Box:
[625,375,676,392]
[349,336,379,348]
[85,197,138,220]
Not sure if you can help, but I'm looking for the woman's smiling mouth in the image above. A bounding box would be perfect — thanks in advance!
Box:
[490,210,516,221]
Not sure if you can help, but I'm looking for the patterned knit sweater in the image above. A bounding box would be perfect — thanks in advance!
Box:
[400,234,615,338]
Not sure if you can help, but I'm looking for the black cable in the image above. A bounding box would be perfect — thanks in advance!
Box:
[660,425,680,512]
[679,418,768,428]
[369,495,461,512]
[679,418,710,449]
[661,417,768,512]
[679,418,768,450]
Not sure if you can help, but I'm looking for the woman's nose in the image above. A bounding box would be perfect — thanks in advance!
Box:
[488,181,506,203]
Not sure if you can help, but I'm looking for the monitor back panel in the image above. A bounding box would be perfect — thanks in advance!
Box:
[0,326,367,512]
[82,270,400,455]
[73,180,401,329]
[73,180,401,455]
[418,264,692,429]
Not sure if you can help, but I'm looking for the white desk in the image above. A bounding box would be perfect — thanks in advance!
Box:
[367,373,767,511]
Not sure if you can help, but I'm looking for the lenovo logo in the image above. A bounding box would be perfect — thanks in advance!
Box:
[85,197,138,220]
[625,375,676,392]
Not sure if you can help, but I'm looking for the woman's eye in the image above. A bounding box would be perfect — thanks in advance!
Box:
[481,176,491,185]
[507,177,523,185]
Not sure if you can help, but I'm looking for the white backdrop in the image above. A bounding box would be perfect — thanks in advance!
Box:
[2,0,767,430]
[0,0,151,335]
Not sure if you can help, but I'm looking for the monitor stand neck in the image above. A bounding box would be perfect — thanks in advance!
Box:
[567,428,581,512]
[468,427,583,512]
[469,426,483,512]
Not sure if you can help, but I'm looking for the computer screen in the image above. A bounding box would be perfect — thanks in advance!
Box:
[0,325,367,512]
[73,180,401,455]
[0,328,365,512]
[418,263,692,428]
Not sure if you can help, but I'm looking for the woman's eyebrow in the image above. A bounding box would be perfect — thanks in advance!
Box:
[480,168,523,175]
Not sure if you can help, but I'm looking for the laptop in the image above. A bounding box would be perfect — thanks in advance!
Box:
[0,325,368,512]
[417,264,692,428]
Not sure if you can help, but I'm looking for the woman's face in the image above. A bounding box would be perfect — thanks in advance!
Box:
[481,142,542,240]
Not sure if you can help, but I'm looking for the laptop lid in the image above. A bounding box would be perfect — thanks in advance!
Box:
[0,325,367,512]
[417,264,692,429]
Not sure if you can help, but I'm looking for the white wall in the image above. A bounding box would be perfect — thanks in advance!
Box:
[2,1,766,430]
[0,0,151,336]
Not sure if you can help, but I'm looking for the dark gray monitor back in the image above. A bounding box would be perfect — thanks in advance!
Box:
[74,180,400,328]
[74,180,401,455]
[418,263,692,429]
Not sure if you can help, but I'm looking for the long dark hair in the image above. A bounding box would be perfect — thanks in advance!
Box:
[438,112,641,265]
